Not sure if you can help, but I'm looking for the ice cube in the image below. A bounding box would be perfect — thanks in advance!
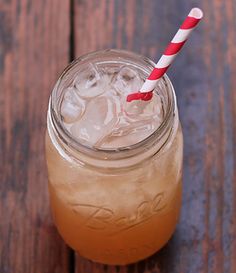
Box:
[73,63,108,98]
[109,116,132,137]
[61,87,85,123]
[142,94,163,117]
[112,66,143,96]
[102,94,164,148]
[109,117,155,138]
[70,96,118,146]
[124,94,163,120]
[101,123,156,149]
[102,66,120,76]
[124,100,147,116]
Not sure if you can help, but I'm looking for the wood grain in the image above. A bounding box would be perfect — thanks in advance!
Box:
[0,0,71,272]
[1,0,236,272]
[73,0,236,272]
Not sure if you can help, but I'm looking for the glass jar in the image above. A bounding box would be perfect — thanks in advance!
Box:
[45,49,183,265]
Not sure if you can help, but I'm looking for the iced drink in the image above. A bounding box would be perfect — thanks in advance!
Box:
[46,49,183,265]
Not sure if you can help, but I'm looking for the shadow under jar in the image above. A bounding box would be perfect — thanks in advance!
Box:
[45,49,183,265]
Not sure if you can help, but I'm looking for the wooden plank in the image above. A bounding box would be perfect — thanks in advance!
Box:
[73,0,236,272]
[0,0,71,272]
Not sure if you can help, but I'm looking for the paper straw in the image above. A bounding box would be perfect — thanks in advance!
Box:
[127,8,203,102]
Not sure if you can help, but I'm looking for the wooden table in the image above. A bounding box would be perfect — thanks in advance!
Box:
[1,1,235,272]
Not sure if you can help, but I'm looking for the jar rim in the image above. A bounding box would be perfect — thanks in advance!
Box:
[49,49,176,162]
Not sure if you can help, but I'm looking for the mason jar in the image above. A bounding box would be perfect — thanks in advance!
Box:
[45,49,183,265]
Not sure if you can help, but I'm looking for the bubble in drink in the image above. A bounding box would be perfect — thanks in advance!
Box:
[60,62,164,148]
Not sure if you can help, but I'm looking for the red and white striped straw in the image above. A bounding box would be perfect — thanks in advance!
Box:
[127,8,203,102]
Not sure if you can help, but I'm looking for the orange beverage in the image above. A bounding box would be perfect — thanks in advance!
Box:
[45,50,183,265]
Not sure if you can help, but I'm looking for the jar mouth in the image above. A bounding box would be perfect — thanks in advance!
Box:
[49,49,176,161]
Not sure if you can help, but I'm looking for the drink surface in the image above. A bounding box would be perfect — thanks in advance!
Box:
[60,62,164,148]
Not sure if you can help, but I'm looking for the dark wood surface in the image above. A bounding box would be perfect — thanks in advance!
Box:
[1,0,236,273]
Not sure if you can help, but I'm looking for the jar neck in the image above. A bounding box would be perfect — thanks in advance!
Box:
[47,49,178,169]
